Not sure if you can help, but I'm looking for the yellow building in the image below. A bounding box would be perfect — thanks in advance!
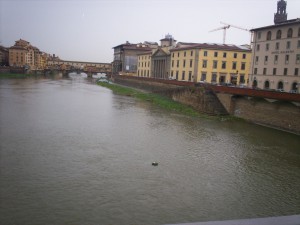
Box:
[9,39,46,70]
[137,51,152,77]
[170,43,252,85]
[137,34,177,79]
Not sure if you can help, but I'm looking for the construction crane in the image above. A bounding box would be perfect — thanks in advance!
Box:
[209,25,230,44]
[220,21,253,46]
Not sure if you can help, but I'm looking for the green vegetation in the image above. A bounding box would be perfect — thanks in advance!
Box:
[97,81,208,118]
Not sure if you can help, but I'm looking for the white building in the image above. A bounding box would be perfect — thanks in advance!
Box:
[249,0,300,93]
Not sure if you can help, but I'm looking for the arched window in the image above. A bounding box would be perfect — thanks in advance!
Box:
[287,28,293,38]
[276,30,282,39]
[267,31,272,40]
[253,79,258,88]
[264,80,270,89]
[291,82,298,92]
[277,81,284,90]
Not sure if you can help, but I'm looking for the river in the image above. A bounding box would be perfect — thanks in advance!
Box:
[0,74,299,225]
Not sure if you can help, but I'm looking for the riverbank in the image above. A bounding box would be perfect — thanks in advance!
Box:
[0,73,30,78]
[96,81,239,123]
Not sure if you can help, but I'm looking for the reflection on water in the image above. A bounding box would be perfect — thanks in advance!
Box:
[0,74,299,225]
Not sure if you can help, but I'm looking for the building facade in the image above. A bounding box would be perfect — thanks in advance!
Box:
[112,41,157,76]
[170,43,251,85]
[249,0,300,92]
[137,34,177,79]
[8,39,46,70]
[0,46,9,66]
[137,51,152,77]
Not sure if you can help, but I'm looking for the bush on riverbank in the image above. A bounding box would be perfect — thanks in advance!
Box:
[97,81,208,117]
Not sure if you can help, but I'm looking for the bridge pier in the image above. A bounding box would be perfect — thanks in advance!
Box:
[86,72,93,78]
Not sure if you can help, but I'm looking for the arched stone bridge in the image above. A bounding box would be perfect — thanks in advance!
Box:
[47,60,112,77]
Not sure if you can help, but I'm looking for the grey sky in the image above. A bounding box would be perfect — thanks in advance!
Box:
[1,0,299,63]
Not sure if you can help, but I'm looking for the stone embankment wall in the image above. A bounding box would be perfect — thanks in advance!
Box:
[217,93,300,134]
[112,76,300,134]
[113,76,228,115]
[0,67,26,74]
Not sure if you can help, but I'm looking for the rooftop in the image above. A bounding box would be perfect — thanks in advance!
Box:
[170,43,251,52]
[251,18,300,31]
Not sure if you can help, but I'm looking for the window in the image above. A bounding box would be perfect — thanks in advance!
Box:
[276,42,280,50]
[172,60,174,67]
[267,31,272,40]
[241,62,246,70]
[298,40,300,48]
[233,53,237,58]
[273,68,277,75]
[287,28,293,38]
[188,71,192,81]
[263,68,267,75]
[276,30,282,39]
[214,52,218,57]
[258,32,261,39]
[190,59,193,67]
[286,41,291,49]
[266,43,269,51]
[296,54,300,64]
[298,27,300,37]
[284,68,288,75]
[255,56,259,65]
[254,68,258,75]
[242,54,246,59]
[285,55,289,64]
[264,56,268,64]
[213,61,218,69]
[240,74,245,83]
[295,68,299,76]
[201,72,206,81]
[221,61,226,69]
[176,71,179,80]
[177,60,179,67]
[256,44,260,51]
[182,71,185,80]
[204,51,208,56]
[223,52,227,58]
[183,60,186,68]
[232,62,237,70]
[274,55,278,64]
[191,51,193,56]
[178,52,180,57]
[277,81,284,90]
[184,51,186,57]
[264,80,270,89]
[212,73,217,82]
[202,60,207,68]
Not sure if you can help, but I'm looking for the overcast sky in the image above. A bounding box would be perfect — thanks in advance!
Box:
[0,0,299,63]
